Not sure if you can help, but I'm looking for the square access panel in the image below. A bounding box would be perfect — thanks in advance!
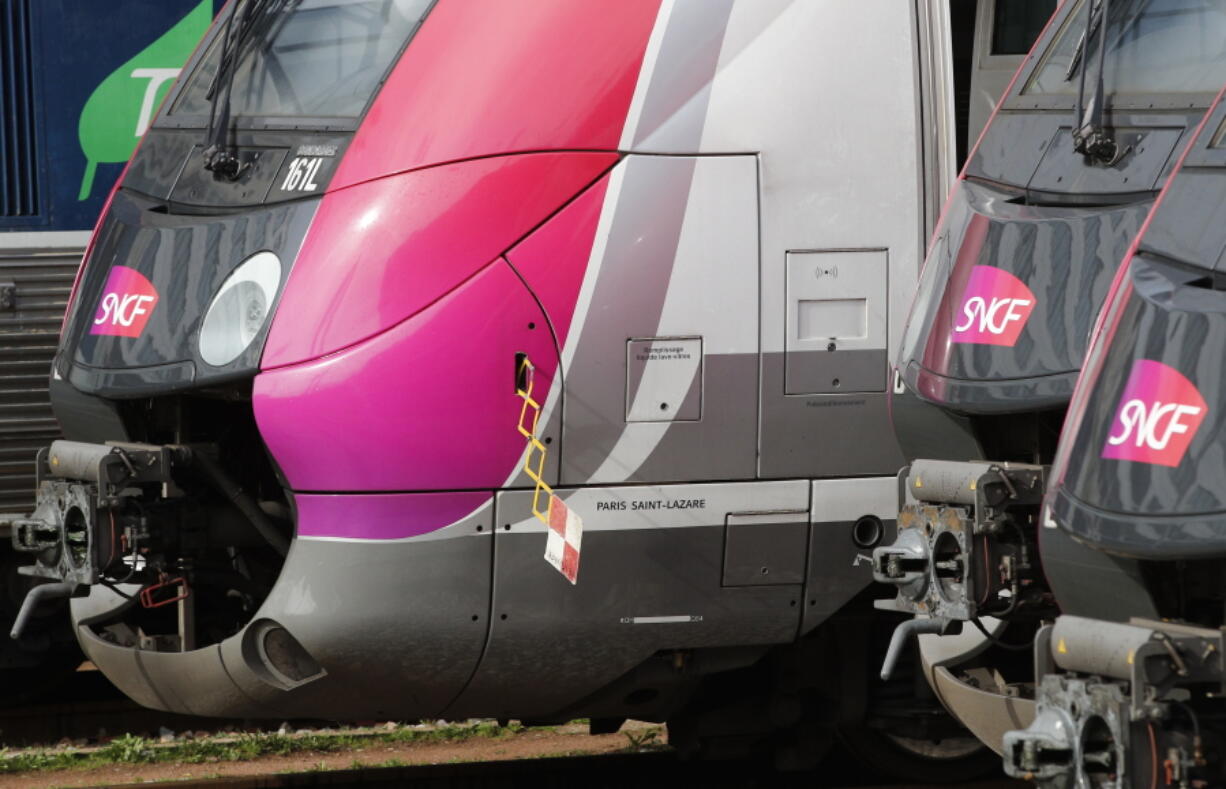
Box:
[785,249,887,395]
[626,337,702,422]
[722,510,809,587]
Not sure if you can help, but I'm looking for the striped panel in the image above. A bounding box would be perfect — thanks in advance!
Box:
[0,0,40,219]
[0,239,80,511]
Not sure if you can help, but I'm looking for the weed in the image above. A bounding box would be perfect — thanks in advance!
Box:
[100,733,157,764]
[623,728,662,751]
[370,758,407,768]
[0,720,541,776]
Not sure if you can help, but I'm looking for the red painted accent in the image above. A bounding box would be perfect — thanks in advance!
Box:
[332,0,661,189]
[561,543,580,583]
[506,172,611,349]
[548,495,568,536]
[263,153,616,367]
[139,576,190,609]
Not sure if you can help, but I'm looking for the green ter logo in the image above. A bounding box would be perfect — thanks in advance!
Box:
[77,0,213,200]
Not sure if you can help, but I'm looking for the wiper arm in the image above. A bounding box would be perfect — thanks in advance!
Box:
[1069,0,1119,164]
[203,0,292,180]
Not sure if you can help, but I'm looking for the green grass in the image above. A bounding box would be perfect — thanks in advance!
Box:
[0,720,528,775]
[622,727,662,751]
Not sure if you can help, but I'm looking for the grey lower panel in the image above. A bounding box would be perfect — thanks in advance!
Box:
[890,387,984,465]
[75,477,899,721]
[801,476,899,632]
[1039,524,1157,622]
[76,516,493,720]
[443,484,806,720]
[252,533,493,718]
[786,348,887,396]
[723,512,808,586]
[628,353,758,483]
[759,353,904,479]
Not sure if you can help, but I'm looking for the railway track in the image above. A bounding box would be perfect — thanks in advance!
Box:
[0,674,1025,789]
[99,751,1024,789]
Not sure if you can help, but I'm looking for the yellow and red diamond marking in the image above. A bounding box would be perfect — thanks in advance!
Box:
[515,356,582,584]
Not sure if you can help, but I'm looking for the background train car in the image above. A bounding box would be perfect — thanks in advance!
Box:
[5,0,1051,775]
[871,0,1226,774]
[0,0,217,698]
[1012,90,1226,789]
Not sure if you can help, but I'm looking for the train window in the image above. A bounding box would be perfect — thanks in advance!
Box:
[1213,117,1226,149]
[169,0,431,122]
[991,0,1056,55]
[1023,0,1226,96]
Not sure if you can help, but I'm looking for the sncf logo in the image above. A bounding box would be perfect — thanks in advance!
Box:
[91,266,159,338]
[951,266,1036,347]
[1101,359,1208,468]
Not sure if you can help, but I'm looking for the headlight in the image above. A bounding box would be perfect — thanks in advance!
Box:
[198,251,282,367]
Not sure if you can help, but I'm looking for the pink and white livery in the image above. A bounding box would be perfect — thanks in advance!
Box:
[5,0,1012,776]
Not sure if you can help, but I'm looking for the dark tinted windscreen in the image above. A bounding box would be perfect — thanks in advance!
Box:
[170,0,431,121]
[992,0,1057,55]
[1025,0,1226,95]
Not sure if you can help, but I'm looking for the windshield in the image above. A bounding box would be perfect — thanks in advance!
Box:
[1024,0,1226,96]
[170,0,431,122]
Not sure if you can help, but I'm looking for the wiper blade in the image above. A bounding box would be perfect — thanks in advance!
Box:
[203,0,294,180]
[1063,0,1104,82]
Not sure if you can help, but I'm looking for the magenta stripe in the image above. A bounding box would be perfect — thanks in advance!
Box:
[295,491,490,541]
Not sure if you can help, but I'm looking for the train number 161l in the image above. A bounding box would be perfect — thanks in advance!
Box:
[282,157,324,193]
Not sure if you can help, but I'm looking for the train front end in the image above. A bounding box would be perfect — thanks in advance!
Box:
[1003,94,1226,788]
[6,0,661,720]
[7,0,960,755]
[871,0,1226,767]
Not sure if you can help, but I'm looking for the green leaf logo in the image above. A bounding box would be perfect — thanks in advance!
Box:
[77,0,213,200]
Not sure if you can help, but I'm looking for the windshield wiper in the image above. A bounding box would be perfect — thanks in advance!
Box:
[202,0,292,180]
[1066,0,1119,164]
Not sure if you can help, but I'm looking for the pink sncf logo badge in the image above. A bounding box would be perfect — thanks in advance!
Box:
[951,265,1036,346]
[1102,359,1208,468]
[91,266,159,338]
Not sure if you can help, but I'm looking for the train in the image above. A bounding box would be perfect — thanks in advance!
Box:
[1014,86,1226,789]
[873,0,1226,785]
[2,0,1065,775]
[0,0,219,699]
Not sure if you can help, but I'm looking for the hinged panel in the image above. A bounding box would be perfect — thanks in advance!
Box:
[626,337,702,422]
[785,249,887,394]
[722,510,808,587]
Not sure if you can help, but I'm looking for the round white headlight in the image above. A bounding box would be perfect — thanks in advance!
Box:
[198,251,282,367]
